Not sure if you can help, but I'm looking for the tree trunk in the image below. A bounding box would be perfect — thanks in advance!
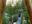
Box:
[24,0,32,24]
[0,0,6,24]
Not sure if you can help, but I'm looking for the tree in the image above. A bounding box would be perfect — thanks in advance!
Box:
[24,0,32,24]
[21,0,30,24]
[0,0,6,24]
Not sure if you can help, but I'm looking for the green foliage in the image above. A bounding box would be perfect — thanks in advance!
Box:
[6,3,22,17]
[5,3,23,22]
[13,17,17,22]
[2,16,8,24]
[9,16,12,22]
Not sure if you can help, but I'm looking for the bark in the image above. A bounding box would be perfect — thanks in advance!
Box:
[0,0,6,24]
[24,0,32,24]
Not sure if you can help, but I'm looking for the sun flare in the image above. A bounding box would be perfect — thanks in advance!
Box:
[6,0,22,7]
